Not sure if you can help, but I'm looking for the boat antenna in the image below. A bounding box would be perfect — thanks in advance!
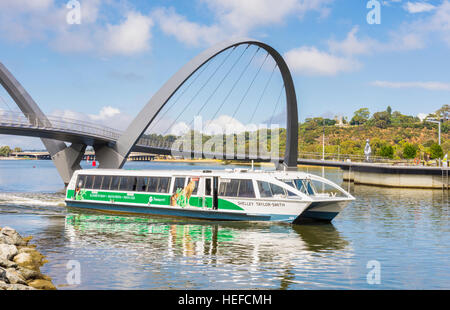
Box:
[251,160,254,171]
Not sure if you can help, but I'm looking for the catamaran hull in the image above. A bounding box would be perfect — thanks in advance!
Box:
[294,200,351,222]
[65,200,302,223]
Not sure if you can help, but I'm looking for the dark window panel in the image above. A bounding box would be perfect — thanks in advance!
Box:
[238,180,255,198]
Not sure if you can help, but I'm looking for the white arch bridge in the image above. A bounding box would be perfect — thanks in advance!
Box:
[0,38,299,185]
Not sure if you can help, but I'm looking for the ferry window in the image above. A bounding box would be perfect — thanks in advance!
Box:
[84,175,94,189]
[110,176,120,191]
[283,181,297,197]
[187,178,199,195]
[93,175,103,189]
[119,176,133,191]
[283,180,295,187]
[173,177,186,193]
[101,176,112,190]
[221,179,239,197]
[294,179,305,193]
[257,181,272,198]
[158,177,170,193]
[76,175,86,188]
[238,180,255,198]
[205,178,212,196]
[130,177,138,191]
[305,180,316,195]
[218,182,227,196]
[270,183,286,197]
[135,177,148,192]
[147,177,158,192]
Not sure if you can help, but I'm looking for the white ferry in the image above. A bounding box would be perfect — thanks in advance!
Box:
[65,169,354,224]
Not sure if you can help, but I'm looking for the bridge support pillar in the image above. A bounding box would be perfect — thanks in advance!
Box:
[52,143,87,185]
[93,144,125,169]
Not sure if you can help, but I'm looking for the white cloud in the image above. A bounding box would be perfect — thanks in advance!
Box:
[0,0,154,56]
[203,0,332,34]
[153,0,333,47]
[203,115,249,135]
[170,122,190,136]
[284,46,360,76]
[152,8,223,47]
[371,80,450,91]
[393,1,450,48]
[404,2,436,13]
[0,0,53,12]
[426,0,450,46]
[328,26,376,56]
[88,106,121,121]
[102,12,153,55]
[169,115,261,136]
[51,106,133,131]
[328,26,424,57]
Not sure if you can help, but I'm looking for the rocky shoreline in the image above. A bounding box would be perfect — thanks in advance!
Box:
[0,226,56,290]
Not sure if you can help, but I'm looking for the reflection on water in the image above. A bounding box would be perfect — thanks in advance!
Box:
[0,161,449,289]
[58,212,352,289]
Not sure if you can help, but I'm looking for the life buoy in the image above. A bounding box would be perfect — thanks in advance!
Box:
[414,158,420,165]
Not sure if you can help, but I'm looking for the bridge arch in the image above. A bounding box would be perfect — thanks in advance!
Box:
[97,38,299,169]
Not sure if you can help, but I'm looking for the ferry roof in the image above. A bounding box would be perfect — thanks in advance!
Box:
[73,168,315,179]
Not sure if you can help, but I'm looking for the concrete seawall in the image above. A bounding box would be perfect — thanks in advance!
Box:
[342,164,449,189]
[296,159,449,189]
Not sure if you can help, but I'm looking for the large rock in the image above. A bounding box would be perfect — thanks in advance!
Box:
[0,257,17,269]
[0,244,18,261]
[16,267,45,281]
[0,227,27,246]
[16,247,46,268]
[0,267,8,283]
[6,283,36,290]
[0,280,10,290]
[1,226,17,237]
[27,279,56,290]
[13,253,37,270]
[5,268,26,285]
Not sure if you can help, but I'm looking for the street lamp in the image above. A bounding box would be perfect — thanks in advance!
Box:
[425,119,441,145]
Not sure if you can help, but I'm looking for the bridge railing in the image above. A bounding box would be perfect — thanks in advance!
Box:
[0,110,122,140]
[297,151,407,164]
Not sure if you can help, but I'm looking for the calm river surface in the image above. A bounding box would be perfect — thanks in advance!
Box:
[0,160,448,290]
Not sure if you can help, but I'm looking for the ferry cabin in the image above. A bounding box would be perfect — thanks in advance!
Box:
[65,169,353,223]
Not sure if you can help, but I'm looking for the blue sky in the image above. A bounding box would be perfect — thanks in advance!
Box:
[0,0,449,149]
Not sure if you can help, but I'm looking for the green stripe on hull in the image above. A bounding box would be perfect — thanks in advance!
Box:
[66,189,243,211]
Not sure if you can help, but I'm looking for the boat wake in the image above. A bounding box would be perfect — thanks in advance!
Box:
[0,192,66,215]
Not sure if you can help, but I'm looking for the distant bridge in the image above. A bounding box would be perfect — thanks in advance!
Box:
[0,38,299,185]
[10,151,155,162]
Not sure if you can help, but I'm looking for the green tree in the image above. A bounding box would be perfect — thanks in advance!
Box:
[0,146,12,157]
[386,106,392,119]
[402,143,418,159]
[378,145,394,159]
[370,111,391,129]
[13,147,22,153]
[350,108,370,125]
[429,143,444,159]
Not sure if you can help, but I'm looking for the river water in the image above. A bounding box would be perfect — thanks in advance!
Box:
[0,160,448,290]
